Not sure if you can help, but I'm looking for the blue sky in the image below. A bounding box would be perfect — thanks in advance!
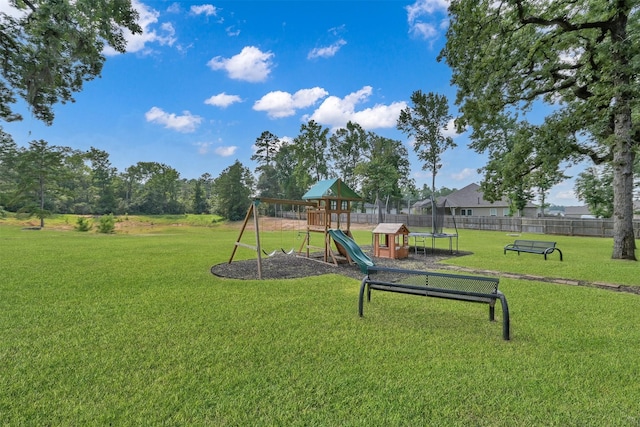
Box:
[1,0,584,205]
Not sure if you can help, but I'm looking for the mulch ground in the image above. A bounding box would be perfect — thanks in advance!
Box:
[211,246,467,281]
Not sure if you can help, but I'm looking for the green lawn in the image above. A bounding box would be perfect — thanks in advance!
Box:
[414,227,640,287]
[1,219,639,426]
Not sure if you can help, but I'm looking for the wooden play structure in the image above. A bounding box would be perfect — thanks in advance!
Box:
[228,178,367,279]
[299,178,363,263]
[371,223,410,259]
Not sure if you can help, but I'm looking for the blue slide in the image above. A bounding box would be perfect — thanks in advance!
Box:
[328,229,375,274]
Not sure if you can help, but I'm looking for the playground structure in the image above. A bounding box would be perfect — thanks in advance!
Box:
[300,179,366,263]
[229,179,373,278]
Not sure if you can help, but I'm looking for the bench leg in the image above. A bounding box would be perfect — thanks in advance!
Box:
[358,278,369,317]
[498,294,510,341]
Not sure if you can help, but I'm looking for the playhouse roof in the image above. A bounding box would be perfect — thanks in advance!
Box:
[372,223,410,235]
[302,178,362,201]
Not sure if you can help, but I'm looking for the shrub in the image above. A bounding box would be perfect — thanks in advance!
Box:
[97,214,116,234]
[75,217,92,232]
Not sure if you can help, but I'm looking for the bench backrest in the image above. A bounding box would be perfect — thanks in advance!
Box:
[367,266,498,295]
[513,240,556,249]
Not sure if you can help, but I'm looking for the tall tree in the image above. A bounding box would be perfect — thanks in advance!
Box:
[212,160,254,221]
[328,121,368,189]
[440,0,639,259]
[397,91,455,195]
[575,166,614,219]
[193,179,208,214]
[14,139,66,227]
[141,162,182,214]
[293,120,329,184]
[477,117,568,214]
[356,134,413,209]
[119,162,182,214]
[117,165,142,214]
[56,148,91,214]
[0,0,141,124]
[255,164,281,199]
[86,147,117,214]
[250,131,280,169]
[273,142,306,201]
[252,133,283,201]
[0,128,18,209]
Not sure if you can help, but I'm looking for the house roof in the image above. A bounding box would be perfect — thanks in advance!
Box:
[302,178,362,201]
[372,223,410,234]
[412,199,432,208]
[435,183,536,208]
[564,206,591,216]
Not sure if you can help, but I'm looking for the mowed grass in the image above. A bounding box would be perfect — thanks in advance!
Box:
[1,220,640,426]
[408,226,640,287]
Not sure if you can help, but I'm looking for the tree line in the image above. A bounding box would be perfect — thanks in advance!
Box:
[0,116,458,225]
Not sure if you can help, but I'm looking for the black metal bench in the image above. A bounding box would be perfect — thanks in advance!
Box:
[359,266,510,340]
[504,239,563,260]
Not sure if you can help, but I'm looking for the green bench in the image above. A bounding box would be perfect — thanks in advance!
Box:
[359,266,510,340]
[504,239,563,261]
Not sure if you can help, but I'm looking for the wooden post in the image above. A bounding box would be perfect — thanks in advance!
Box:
[253,201,262,280]
[229,203,255,264]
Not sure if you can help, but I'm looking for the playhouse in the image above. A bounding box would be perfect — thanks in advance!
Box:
[372,222,410,259]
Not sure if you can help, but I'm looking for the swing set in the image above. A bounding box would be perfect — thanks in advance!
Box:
[259,200,307,256]
[228,197,317,279]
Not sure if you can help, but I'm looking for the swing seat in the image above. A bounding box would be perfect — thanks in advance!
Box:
[281,248,296,255]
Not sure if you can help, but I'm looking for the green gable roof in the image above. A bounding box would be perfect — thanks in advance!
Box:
[302,178,362,201]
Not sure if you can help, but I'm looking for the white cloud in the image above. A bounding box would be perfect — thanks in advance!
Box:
[410,22,438,39]
[352,102,407,129]
[226,26,241,36]
[550,180,582,205]
[451,168,478,181]
[306,86,406,130]
[208,46,274,82]
[103,0,176,56]
[308,39,347,59]
[191,4,218,16]
[442,118,462,138]
[405,0,449,40]
[215,146,237,157]
[145,107,202,133]
[205,93,242,108]
[167,3,181,14]
[406,0,449,21]
[253,87,328,118]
